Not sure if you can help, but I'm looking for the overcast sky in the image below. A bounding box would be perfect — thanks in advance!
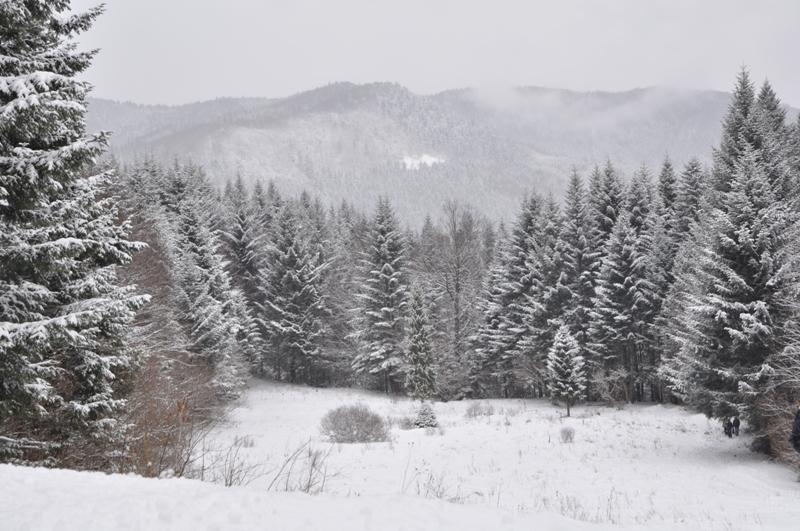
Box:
[71,0,800,107]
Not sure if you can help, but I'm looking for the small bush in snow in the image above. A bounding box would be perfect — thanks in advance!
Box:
[320,404,389,443]
[560,426,575,443]
[394,416,416,430]
[414,403,438,428]
[465,402,494,418]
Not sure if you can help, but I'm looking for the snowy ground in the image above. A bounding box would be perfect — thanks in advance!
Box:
[2,381,799,530]
[2,464,631,531]
[204,381,800,530]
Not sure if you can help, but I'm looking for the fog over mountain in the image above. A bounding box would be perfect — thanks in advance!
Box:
[87,82,793,222]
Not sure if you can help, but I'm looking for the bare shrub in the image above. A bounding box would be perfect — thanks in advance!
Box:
[394,416,416,430]
[209,436,263,487]
[112,218,224,478]
[593,369,631,404]
[320,404,389,443]
[760,343,800,463]
[416,470,448,499]
[465,402,494,418]
[267,441,335,494]
[117,351,220,478]
[560,426,575,443]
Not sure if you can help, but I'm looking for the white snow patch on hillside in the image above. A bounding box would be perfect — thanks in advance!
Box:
[402,154,445,170]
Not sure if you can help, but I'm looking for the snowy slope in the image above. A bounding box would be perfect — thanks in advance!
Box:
[3,464,639,531]
[202,382,800,530]
[4,382,798,531]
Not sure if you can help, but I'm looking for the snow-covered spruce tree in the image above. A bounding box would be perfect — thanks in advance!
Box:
[631,167,674,401]
[221,175,264,310]
[587,168,660,402]
[657,158,678,228]
[468,196,543,397]
[251,179,282,236]
[752,80,794,198]
[414,403,438,428]
[559,170,598,352]
[588,212,656,402]
[588,161,624,264]
[711,68,760,199]
[251,180,268,216]
[656,158,681,262]
[405,289,437,400]
[791,114,800,185]
[469,236,516,397]
[519,195,570,394]
[168,173,251,397]
[351,197,409,393]
[494,195,543,389]
[585,162,625,324]
[674,159,707,237]
[297,195,330,263]
[547,325,586,417]
[627,166,654,236]
[316,202,362,384]
[256,205,327,384]
[662,72,800,439]
[408,215,451,392]
[661,144,800,432]
[0,1,148,464]
[115,160,224,477]
[647,214,674,311]
[480,219,498,271]
[221,176,269,371]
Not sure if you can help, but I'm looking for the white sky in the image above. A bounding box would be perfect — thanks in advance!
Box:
[71,0,800,106]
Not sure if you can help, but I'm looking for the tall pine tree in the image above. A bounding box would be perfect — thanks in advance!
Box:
[547,325,586,417]
[0,1,147,462]
[470,237,516,397]
[663,73,800,433]
[351,198,408,393]
[405,289,437,400]
[559,170,596,352]
[519,195,568,393]
[256,206,327,384]
[170,182,251,397]
[589,212,655,402]
[674,159,707,236]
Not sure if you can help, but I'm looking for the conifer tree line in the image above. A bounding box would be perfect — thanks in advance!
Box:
[3,0,800,469]
[116,166,499,400]
[114,70,800,455]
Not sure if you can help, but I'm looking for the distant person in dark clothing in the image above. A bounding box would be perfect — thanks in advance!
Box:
[732,417,740,436]
[723,418,733,438]
[790,405,800,454]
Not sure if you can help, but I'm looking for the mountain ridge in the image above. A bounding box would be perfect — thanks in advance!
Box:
[87,82,797,223]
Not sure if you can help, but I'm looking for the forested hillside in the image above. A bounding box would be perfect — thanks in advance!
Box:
[86,84,774,223]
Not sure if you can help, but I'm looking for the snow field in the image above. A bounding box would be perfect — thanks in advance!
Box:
[0,463,624,531]
[4,380,799,530]
[200,381,800,530]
